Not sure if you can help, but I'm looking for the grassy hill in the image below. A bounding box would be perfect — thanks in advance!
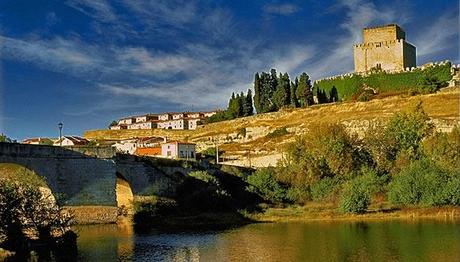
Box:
[84,88,459,166]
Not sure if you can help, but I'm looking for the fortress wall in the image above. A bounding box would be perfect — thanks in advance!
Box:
[363,25,405,43]
[403,42,416,69]
[354,40,404,72]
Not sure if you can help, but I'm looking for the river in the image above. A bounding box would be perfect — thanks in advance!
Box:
[71,219,460,261]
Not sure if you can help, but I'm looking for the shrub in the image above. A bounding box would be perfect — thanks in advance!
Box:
[310,177,342,201]
[423,127,460,170]
[0,181,74,251]
[246,168,286,203]
[188,171,219,186]
[388,159,458,206]
[266,127,289,139]
[285,187,310,204]
[339,180,371,214]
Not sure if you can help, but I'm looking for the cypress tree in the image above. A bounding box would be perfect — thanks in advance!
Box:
[253,73,261,113]
[243,89,254,116]
[296,72,313,107]
[329,86,339,103]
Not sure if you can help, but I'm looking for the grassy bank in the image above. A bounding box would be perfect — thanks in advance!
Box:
[245,203,460,223]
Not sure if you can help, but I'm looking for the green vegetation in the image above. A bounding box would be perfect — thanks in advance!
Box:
[314,62,452,101]
[265,127,289,139]
[243,102,459,214]
[0,180,76,256]
[253,69,315,114]
[0,134,14,143]
[207,90,254,123]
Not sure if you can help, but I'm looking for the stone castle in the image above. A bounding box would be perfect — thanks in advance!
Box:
[353,24,416,72]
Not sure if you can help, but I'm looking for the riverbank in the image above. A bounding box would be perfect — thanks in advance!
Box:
[244,202,460,223]
[132,200,460,231]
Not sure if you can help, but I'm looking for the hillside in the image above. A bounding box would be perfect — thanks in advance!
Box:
[84,88,459,167]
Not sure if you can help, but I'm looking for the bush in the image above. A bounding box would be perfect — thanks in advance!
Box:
[246,168,286,203]
[266,127,289,139]
[339,180,371,214]
[285,187,310,204]
[388,160,458,206]
[423,127,460,170]
[310,177,342,201]
[0,181,74,251]
[188,171,219,185]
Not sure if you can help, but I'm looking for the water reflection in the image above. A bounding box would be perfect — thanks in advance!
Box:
[74,219,460,261]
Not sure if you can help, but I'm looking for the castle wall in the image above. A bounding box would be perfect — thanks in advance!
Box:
[354,40,406,72]
[363,25,405,43]
[403,42,416,69]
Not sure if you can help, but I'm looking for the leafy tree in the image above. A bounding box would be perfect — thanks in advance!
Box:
[296,72,314,107]
[364,101,434,174]
[0,181,75,252]
[423,126,460,170]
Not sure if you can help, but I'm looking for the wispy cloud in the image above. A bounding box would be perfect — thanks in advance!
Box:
[263,3,300,15]
[414,11,459,60]
[66,0,117,23]
[307,0,405,78]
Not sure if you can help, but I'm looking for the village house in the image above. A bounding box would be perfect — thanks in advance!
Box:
[161,141,196,159]
[53,136,89,146]
[112,137,166,155]
[110,111,217,131]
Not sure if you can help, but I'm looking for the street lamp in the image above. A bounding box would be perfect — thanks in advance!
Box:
[58,122,63,146]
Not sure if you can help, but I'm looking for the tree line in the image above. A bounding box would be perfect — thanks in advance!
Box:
[207,90,254,123]
[254,69,339,114]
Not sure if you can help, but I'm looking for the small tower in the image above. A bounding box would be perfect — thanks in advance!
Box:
[353,24,416,73]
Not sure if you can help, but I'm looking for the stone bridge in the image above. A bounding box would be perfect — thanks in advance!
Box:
[0,142,187,223]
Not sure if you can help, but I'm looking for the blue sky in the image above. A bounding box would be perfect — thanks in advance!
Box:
[0,0,458,140]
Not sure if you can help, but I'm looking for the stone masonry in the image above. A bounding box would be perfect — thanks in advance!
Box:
[354,24,416,72]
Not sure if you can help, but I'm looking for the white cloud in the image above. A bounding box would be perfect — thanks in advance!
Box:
[263,4,300,15]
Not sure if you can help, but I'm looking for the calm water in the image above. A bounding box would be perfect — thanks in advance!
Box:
[74,220,460,262]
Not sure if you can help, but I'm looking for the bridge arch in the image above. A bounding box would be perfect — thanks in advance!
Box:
[116,172,134,216]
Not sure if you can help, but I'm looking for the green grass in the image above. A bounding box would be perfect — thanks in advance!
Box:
[315,63,452,101]
[0,163,48,187]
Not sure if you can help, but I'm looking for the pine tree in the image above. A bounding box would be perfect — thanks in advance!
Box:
[290,78,299,107]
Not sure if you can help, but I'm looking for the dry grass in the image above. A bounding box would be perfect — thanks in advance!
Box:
[84,89,459,164]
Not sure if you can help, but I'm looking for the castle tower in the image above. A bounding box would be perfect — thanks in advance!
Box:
[353,24,416,72]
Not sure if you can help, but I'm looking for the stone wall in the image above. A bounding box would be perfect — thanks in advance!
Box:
[0,143,117,207]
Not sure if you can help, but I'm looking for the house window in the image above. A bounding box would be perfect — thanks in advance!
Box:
[167,151,171,156]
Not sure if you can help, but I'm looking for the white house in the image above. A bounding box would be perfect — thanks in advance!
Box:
[157,119,188,130]
[161,141,196,159]
[112,139,138,154]
[53,136,89,146]
[127,121,158,130]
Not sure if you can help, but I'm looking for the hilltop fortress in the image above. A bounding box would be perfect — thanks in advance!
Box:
[353,24,416,72]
